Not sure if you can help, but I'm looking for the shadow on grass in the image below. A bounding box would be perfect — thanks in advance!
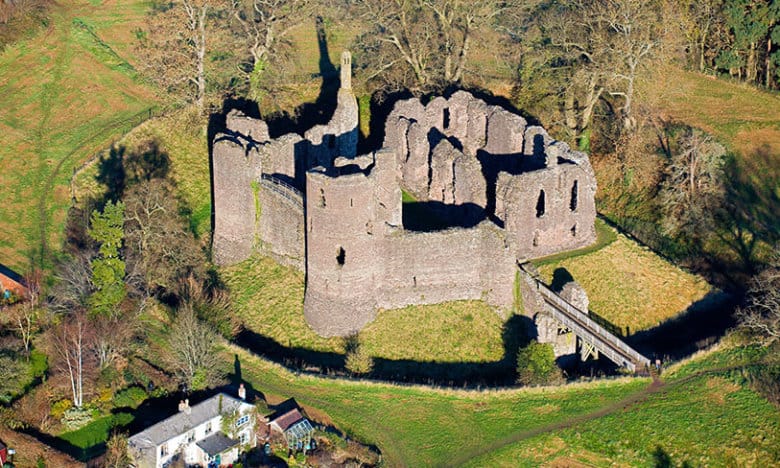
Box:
[234,315,534,387]
[627,290,738,362]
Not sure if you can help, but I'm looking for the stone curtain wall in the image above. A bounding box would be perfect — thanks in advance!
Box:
[211,54,598,336]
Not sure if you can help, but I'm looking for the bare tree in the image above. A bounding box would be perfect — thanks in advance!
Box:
[595,0,662,130]
[738,247,780,344]
[49,253,94,314]
[138,0,230,110]
[659,128,726,240]
[124,179,205,296]
[4,270,43,355]
[91,314,137,369]
[166,305,219,391]
[51,312,95,408]
[349,0,506,92]
[229,0,316,97]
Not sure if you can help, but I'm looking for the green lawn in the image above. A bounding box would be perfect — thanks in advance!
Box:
[466,369,780,467]
[0,0,157,272]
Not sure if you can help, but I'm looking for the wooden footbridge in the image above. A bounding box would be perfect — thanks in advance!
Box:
[520,267,650,373]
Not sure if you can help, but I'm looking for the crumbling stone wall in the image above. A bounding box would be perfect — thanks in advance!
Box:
[211,51,598,336]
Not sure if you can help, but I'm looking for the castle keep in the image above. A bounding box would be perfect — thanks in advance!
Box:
[212,52,597,337]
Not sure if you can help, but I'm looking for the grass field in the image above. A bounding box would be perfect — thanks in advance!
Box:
[536,227,712,333]
[0,0,157,272]
[228,343,649,467]
[466,369,780,467]
[227,341,780,467]
[650,67,780,164]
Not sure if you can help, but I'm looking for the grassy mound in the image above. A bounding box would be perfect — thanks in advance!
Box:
[222,255,508,363]
[229,341,779,467]
[536,226,712,333]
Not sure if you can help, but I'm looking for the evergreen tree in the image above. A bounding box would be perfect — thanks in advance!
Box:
[88,201,126,317]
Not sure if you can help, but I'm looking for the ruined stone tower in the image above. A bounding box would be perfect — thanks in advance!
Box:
[211,51,598,336]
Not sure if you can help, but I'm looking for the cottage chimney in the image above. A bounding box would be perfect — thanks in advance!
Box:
[178,400,186,412]
[184,399,191,414]
[238,383,246,400]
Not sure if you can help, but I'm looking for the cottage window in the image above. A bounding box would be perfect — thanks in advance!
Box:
[187,430,195,443]
[239,432,249,444]
[160,443,168,457]
[236,415,250,427]
[205,422,212,435]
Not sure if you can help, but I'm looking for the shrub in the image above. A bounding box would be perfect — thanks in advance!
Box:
[113,386,147,409]
[516,340,563,386]
[344,334,374,375]
[62,406,94,430]
[50,399,73,420]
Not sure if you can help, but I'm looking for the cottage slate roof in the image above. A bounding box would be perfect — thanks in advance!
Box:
[128,393,252,450]
[196,432,239,457]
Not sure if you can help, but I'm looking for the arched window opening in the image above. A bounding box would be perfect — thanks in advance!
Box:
[320,188,326,208]
[532,232,539,247]
[443,108,450,129]
[570,180,579,212]
[571,224,577,237]
[535,190,546,218]
[336,247,346,266]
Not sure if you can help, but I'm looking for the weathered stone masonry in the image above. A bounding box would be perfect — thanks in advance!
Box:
[212,52,598,337]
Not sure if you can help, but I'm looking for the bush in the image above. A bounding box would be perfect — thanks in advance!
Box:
[62,406,94,430]
[50,399,73,420]
[113,386,147,409]
[516,341,563,386]
[344,334,374,375]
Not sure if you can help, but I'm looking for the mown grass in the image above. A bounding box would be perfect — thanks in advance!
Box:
[228,343,649,467]
[0,0,157,271]
[58,412,133,460]
[466,366,780,467]
[536,226,712,333]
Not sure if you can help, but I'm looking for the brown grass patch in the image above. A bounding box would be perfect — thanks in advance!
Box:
[533,403,560,415]
[704,377,741,405]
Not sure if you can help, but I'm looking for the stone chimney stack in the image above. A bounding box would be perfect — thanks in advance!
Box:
[178,399,191,414]
[340,51,352,90]
[238,383,246,400]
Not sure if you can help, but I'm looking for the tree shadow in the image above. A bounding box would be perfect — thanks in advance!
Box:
[710,148,780,286]
[627,291,738,361]
[95,139,171,202]
[652,445,692,468]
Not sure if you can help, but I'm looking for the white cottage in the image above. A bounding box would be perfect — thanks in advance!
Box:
[128,390,256,468]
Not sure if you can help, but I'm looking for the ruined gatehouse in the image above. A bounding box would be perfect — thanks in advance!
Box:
[212,52,598,337]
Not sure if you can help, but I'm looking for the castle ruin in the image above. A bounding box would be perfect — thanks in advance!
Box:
[212,52,598,337]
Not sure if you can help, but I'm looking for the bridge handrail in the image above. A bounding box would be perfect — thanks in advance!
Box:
[538,287,644,361]
[260,174,304,208]
[517,267,650,370]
